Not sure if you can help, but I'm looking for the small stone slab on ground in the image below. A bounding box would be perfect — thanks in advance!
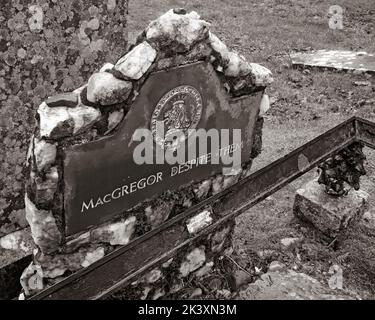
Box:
[293,180,369,238]
[238,268,358,300]
[290,50,375,73]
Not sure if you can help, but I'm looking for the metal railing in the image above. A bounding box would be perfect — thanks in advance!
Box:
[29,116,375,300]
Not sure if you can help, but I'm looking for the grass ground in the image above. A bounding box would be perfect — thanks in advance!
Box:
[128,0,375,299]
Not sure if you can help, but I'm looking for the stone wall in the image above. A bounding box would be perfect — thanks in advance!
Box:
[0,0,129,238]
[110,220,236,300]
[19,9,273,299]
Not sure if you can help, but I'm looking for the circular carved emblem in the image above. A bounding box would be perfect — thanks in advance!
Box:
[151,85,203,149]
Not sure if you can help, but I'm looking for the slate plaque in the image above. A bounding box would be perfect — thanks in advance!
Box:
[63,62,262,235]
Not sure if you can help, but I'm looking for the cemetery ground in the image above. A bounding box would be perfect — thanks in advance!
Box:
[129,0,375,299]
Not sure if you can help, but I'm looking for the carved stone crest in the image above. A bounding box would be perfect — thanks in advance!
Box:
[151,85,203,149]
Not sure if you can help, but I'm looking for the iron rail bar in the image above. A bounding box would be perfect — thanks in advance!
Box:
[356,117,375,149]
[29,116,373,300]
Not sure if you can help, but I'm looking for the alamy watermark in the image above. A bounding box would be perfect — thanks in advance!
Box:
[132,121,243,176]
[328,5,344,30]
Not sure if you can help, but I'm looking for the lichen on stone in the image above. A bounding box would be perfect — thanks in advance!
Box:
[145,9,210,53]
[114,41,157,80]
[179,246,206,277]
[87,72,133,105]
[31,166,59,205]
[24,194,62,254]
[0,0,129,239]
[90,216,137,246]
[37,102,101,139]
[33,138,57,172]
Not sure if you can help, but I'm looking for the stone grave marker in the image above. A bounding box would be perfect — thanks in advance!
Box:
[64,61,262,235]
[20,9,273,299]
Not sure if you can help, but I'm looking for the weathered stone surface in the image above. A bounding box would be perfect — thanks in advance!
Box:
[294,180,369,238]
[290,50,375,73]
[38,102,101,139]
[362,209,375,229]
[145,9,210,52]
[209,32,231,67]
[179,246,206,277]
[29,244,106,281]
[212,175,224,195]
[66,216,136,249]
[39,256,66,279]
[225,52,251,77]
[20,262,44,296]
[73,85,87,95]
[280,237,302,249]
[145,200,175,229]
[182,196,193,209]
[193,179,212,200]
[100,63,115,72]
[81,247,105,268]
[249,63,274,87]
[0,228,34,253]
[239,269,357,300]
[211,225,232,252]
[33,138,57,172]
[45,93,79,108]
[222,172,241,189]
[4,209,28,232]
[145,268,162,284]
[115,42,156,80]
[24,194,61,254]
[139,286,152,300]
[170,281,184,294]
[186,210,213,234]
[259,93,270,116]
[257,249,276,260]
[87,72,133,106]
[189,288,203,299]
[152,288,166,300]
[32,167,59,204]
[162,258,174,269]
[106,109,125,134]
[195,261,214,278]
[231,78,247,92]
[90,216,136,246]
[155,41,212,71]
[65,231,91,252]
[26,137,34,164]
[328,264,343,290]
[0,0,129,238]
[268,261,286,272]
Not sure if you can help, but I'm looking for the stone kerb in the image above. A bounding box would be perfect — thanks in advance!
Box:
[21,9,273,298]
